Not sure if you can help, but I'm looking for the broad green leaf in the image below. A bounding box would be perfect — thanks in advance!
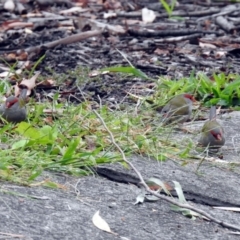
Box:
[11,139,29,149]
[15,122,42,139]
[147,177,171,195]
[173,181,187,204]
[171,206,201,220]
[40,125,58,142]
[102,66,148,79]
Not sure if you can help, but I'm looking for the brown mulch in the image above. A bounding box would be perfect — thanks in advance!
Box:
[0,0,240,104]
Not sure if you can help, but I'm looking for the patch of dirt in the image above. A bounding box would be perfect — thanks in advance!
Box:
[1,0,240,105]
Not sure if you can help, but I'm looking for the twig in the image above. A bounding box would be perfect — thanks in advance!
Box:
[0,232,25,238]
[93,110,240,232]
[0,195,26,227]
[26,30,102,54]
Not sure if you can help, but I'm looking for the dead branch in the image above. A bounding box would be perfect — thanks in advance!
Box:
[25,29,102,54]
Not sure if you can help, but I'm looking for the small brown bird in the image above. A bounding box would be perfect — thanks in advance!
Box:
[198,106,225,150]
[0,88,28,123]
[161,93,195,125]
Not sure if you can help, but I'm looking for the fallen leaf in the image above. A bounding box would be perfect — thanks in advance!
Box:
[89,70,108,77]
[43,117,53,124]
[104,12,117,19]
[142,8,156,23]
[145,194,160,202]
[4,0,15,11]
[199,42,217,49]
[4,52,17,61]
[36,78,56,87]
[146,177,172,194]
[25,28,33,34]
[173,181,187,204]
[92,210,116,234]
[134,193,145,205]
[104,0,122,10]
[18,71,41,95]
[171,206,203,220]
[60,7,87,15]
[43,109,64,114]
[213,207,240,212]
[215,51,226,58]
[216,106,221,115]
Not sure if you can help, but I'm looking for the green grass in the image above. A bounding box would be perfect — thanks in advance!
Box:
[106,64,240,107]
[159,0,177,17]
[0,62,239,186]
[0,95,193,185]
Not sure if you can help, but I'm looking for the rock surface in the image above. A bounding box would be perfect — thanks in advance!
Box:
[1,153,240,239]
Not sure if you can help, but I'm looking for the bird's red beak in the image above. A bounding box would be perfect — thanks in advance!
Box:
[216,134,222,141]
[210,131,222,141]
[184,94,196,102]
[6,98,18,108]
[6,102,11,108]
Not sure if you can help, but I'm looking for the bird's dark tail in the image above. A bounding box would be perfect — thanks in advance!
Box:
[18,88,28,108]
[19,88,28,99]
[209,106,217,120]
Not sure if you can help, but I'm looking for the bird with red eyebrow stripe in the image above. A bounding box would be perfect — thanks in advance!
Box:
[0,88,28,123]
[198,106,225,150]
[161,93,196,125]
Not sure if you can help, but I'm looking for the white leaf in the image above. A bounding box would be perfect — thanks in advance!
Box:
[147,177,171,195]
[134,193,145,205]
[92,210,112,233]
[145,194,160,202]
[104,12,117,19]
[213,207,240,212]
[199,42,216,49]
[4,0,15,11]
[60,7,85,15]
[142,8,156,23]
[19,71,40,91]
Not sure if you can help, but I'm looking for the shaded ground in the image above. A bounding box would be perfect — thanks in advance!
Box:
[1,0,240,104]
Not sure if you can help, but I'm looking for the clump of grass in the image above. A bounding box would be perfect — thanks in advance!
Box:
[153,71,240,107]
[0,97,191,185]
[1,62,238,186]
